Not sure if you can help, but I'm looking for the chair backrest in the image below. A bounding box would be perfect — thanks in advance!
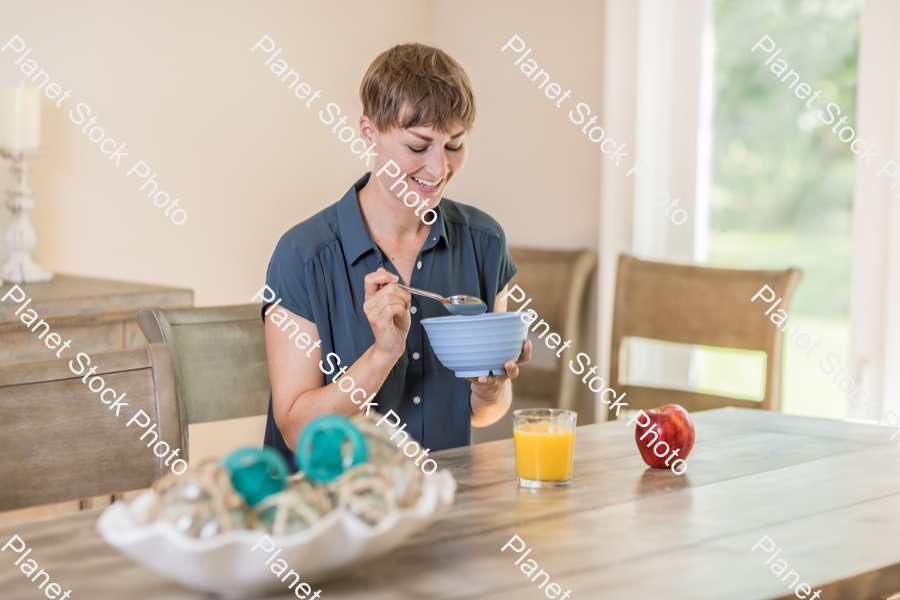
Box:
[0,344,181,512]
[138,304,270,458]
[609,254,802,415]
[508,247,598,410]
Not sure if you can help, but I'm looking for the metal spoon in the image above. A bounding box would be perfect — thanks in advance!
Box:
[395,284,487,316]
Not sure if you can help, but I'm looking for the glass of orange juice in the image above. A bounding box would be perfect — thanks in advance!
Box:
[513,409,577,488]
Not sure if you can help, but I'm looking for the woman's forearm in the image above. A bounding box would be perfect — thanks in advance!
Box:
[470,379,513,427]
[278,345,398,450]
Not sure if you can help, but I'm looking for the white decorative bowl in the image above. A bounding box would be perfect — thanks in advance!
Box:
[96,470,457,596]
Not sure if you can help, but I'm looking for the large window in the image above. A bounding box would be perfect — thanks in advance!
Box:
[696,0,863,418]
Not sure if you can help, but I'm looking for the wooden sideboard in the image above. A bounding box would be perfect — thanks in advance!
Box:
[0,274,193,365]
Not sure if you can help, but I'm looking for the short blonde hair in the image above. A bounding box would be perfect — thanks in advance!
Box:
[360,43,476,133]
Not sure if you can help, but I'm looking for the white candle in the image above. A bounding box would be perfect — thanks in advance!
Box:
[1,85,41,152]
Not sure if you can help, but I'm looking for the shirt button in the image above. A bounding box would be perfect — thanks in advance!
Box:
[412,352,420,360]
[413,396,421,404]
[417,261,423,269]
[410,306,418,314]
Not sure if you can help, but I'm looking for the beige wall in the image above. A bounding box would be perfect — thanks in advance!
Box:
[0,0,601,462]
[433,0,604,250]
[0,0,434,306]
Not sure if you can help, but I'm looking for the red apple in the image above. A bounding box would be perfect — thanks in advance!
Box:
[633,404,695,470]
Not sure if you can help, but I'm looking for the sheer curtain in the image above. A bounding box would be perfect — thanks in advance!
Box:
[849,0,900,419]
[596,0,708,420]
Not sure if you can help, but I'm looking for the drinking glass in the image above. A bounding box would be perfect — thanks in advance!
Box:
[513,409,577,488]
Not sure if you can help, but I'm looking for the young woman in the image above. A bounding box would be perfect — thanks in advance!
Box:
[261,43,531,468]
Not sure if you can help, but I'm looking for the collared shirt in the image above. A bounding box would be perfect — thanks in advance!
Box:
[262,172,517,470]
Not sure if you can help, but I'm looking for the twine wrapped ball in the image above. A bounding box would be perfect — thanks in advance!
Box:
[149,460,250,538]
[252,477,334,535]
[222,447,288,506]
[324,414,425,525]
[350,413,423,508]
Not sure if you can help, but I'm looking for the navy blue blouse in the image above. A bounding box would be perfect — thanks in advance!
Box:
[262,173,516,468]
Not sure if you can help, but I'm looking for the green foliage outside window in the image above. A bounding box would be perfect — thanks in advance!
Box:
[697,0,861,418]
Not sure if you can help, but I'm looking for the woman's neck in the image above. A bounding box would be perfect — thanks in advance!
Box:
[357,175,432,246]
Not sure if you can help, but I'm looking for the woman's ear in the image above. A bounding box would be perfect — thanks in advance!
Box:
[359,114,377,145]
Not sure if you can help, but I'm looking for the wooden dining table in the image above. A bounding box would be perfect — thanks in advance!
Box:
[3,407,900,600]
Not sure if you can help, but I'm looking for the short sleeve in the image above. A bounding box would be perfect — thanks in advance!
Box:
[495,226,517,298]
[261,228,315,323]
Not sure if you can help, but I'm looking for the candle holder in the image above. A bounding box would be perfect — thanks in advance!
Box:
[0,148,52,284]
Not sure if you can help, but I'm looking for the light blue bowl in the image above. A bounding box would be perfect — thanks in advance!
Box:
[421,312,528,378]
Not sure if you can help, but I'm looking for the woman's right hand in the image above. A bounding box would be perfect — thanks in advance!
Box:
[363,268,412,361]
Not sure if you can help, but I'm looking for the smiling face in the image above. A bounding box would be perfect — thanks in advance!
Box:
[361,114,468,206]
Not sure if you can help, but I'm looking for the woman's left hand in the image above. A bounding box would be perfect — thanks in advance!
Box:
[466,339,532,404]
